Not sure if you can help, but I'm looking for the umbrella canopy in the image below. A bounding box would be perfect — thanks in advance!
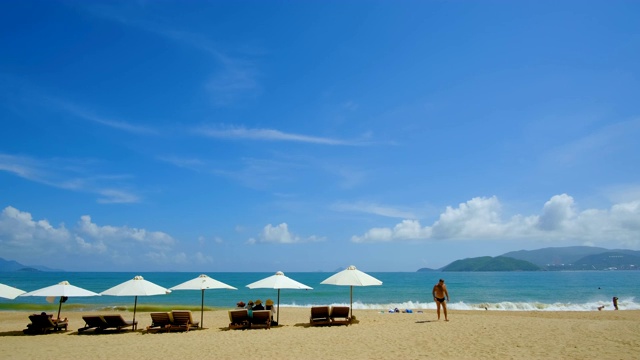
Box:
[0,282,26,300]
[246,271,312,324]
[321,265,382,318]
[170,274,237,328]
[100,275,171,327]
[21,280,100,319]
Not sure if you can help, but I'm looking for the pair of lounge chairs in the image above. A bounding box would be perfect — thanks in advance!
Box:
[310,306,351,326]
[147,310,200,332]
[78,314,137,333]
[228,309,271,330]
[23,313,68,334]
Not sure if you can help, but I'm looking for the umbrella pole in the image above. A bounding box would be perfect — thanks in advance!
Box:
[57,298,62,320]
[276,289,280,324]
[132,296,138,329]
[201,289,205,328]
[350,286,353,319]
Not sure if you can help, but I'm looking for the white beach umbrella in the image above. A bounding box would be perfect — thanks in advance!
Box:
[0,282,26,300]
[246,271,312,324]
[21,280,100,319]
[100,275,171,327]
[321,265,382,318]
[170,274,237,328]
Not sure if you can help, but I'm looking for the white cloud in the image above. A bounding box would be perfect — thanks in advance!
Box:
[351,194,640,248]
[351,220,430,243]
[257,223,323,244]
[77,215,175,250]
[0,206,71,257]
[194,252,214,264]
[428,196,506,239]
[0,206,208,270]
[537,194,575,231]
[261,223,296,243]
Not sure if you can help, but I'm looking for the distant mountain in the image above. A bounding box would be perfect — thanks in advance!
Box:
[441,256,540,272]
[502,246,640,269]
[416,267,438,272]
[502,246,610,266]
[0,258,63,272]
[563,252,640,271]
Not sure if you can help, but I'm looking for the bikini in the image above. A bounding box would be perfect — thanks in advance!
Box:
[435,297,445,303]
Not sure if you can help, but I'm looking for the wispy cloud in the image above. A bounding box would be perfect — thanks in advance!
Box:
[0,153,140,204]
[548,118,640,165]
[0,154,44,181]
[0,75,158,135]
[332,201,416,219]
[96,189,140,204]
[157,156,206,172]
[193,125,360,145]
[80,3,261,106]
[47,97,159,135]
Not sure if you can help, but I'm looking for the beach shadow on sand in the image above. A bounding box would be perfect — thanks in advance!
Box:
[219,324,286,331]
[0,330,72,337]
[76,329,145,335]
[0,330,30,337]
[415,320,435,324]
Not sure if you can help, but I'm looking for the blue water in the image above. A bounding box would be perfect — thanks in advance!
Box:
[1,271,638,312]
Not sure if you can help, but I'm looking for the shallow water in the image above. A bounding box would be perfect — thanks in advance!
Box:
[1,271,638,311]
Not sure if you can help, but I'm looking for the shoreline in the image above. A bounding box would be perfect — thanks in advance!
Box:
[1,309,639,359]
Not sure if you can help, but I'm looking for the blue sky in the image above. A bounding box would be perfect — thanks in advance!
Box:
[1,1,639,272]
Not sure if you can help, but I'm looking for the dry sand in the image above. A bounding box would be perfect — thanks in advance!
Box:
[1,308,638,359]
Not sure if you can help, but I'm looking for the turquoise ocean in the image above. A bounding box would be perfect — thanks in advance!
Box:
[1,271,638,313]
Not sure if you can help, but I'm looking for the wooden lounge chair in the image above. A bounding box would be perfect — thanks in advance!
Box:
[228,309,251,330]
[103,314,138,331]
[147,312,172,333]
[329,306,351,326]
[23,313,68,334]
[309,306,331,326]
[250,310,271,329]
[78,315,109,333]
[170,310,200,332]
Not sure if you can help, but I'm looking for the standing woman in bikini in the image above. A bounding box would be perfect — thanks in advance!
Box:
[432,279,450,321]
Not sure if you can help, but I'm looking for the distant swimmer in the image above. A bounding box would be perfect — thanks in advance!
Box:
[432,279,450,321]
[613,296,619,310]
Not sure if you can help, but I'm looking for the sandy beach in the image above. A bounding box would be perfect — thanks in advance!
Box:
[1,308,638,359]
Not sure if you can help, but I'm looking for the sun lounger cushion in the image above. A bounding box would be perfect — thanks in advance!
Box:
[310,306,331,326]
[103,315,138,331]
[250,310,271,329]
[228,309,251,330]
[170,310,200,331]
[78,315,108,333]
[24,314,68,334]
[147,312,172,332]
[329,306,351,326]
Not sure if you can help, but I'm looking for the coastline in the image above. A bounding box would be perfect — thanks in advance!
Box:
[1,308,638,359]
